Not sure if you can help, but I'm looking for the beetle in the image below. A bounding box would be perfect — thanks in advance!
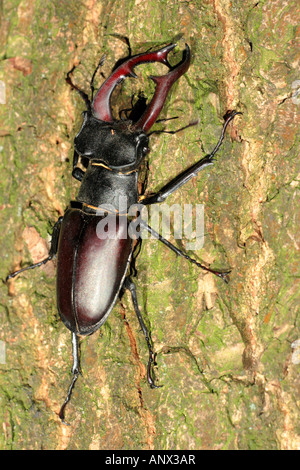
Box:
[6,43,240,422]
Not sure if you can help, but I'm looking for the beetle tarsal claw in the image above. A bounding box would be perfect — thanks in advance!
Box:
[58,372,80,424]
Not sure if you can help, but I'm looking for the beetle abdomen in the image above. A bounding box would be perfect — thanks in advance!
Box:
[56,208,132,335]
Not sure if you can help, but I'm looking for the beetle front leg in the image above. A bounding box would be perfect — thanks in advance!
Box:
[6,216,63,281]
[141,111,241,206]
[124,277,160,388]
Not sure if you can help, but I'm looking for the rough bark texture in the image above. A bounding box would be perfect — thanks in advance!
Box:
[0,0,299,450]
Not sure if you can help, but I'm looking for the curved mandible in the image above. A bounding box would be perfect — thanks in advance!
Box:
[92,43,176,122]
[133,44,190,133]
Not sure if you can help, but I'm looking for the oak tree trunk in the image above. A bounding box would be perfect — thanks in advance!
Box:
[0,0,299,450]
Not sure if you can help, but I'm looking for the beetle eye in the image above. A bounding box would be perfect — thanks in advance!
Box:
[135,133,149,154]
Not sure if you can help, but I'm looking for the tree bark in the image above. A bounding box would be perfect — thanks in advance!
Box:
[0,0,299,450]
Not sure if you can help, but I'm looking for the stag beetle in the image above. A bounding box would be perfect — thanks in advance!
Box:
[6,43,241,423]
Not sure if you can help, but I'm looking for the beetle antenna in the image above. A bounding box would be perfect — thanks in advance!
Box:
[59,332,81,424]
[90,55,106,101]
[66,66,91,111]
[148,119,198,136]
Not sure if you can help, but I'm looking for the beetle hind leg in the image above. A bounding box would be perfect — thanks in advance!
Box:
[58,332,81,424]
[124,277,161,389]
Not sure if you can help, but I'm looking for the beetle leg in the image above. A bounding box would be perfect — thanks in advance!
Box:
[137,112,242,283]
[141,111,242,206]
[58,332,81,424]
[124,277,161,388]
[92,43,188,125]
[5,217,63,281]
[139,221,230,283]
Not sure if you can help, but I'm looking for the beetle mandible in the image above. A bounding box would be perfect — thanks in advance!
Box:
[6,43,241,423]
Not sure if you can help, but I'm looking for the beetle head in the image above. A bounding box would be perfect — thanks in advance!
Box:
[73,43,189,171]
[74,112,149,170]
